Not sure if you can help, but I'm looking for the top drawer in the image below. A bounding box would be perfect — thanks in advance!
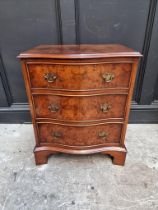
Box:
[27,62,132,90]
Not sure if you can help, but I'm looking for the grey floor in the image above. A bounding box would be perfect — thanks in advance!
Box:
[0,124,158,210]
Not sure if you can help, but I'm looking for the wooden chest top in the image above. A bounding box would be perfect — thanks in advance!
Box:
[18,44,141,59]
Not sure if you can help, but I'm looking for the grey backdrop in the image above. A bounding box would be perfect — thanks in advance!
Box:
[0,0,158,123]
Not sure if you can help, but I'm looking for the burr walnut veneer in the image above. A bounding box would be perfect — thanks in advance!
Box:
[18,44,141,166]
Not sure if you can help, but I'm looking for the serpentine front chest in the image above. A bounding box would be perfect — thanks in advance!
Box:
[18,44,141,165]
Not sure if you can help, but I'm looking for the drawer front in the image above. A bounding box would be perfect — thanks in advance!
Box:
[38,123,122,146]
[28,63,132,90]
[33,94,127,121]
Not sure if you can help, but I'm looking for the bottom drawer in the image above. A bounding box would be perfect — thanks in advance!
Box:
[37,122,122,146]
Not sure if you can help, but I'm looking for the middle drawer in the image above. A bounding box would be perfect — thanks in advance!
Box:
[33,94,127,121]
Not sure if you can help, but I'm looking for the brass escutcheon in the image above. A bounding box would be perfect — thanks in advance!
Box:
[100,103,111,112]
[98,131,108,140]
[52,131,62,139]
[102,73,115,83]
[48,104,60,112]
[44,72,57,83]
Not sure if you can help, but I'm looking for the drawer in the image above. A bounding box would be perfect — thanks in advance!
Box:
[28,63,132,90]
[38,123,122,146]
[33,94,127,121]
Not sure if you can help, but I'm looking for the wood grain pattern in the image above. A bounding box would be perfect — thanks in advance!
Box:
[28,62,132,90]
[19,44,142,166]
[18,44,141,59]
[37,122,122,146]
[34,146,127,165]
[33,94,127,121]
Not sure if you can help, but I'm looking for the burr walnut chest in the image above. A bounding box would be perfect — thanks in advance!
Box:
[18,44,141,166]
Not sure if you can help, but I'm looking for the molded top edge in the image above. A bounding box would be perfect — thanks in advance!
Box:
[18,44,142,59]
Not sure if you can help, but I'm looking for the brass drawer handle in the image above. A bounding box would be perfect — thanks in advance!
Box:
[98,131,108,140]
[52,131,62,139]
[102,73,115,83]
[48,104,60,112]
[100,103,111,112]
[44,72,57,83]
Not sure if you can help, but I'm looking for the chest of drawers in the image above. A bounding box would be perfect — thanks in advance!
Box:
[18,44,141,166]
